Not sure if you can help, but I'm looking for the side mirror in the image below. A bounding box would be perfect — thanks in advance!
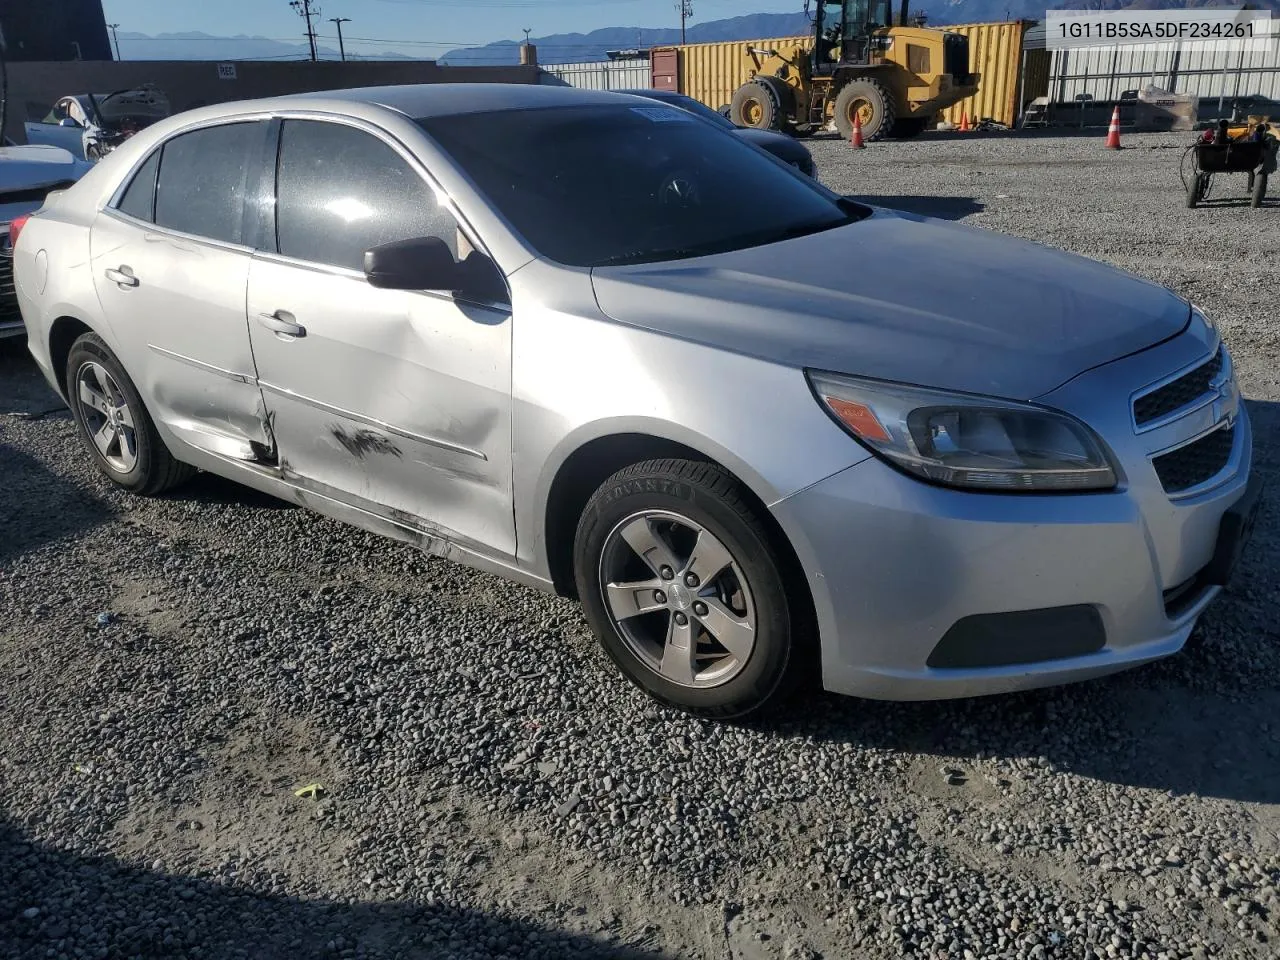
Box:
[59,117,82,128]
[364,236,460,291]
[364,236,508,303]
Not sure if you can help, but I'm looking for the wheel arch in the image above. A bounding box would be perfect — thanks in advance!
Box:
[539,426,816,645]
[48,314,98,400]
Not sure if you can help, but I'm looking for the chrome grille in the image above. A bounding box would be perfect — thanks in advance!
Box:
[1133,349,1223,427]
[1151,423,1235,494]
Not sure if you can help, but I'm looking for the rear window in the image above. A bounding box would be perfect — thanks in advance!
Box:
[154,121,264,245]
[418,104,852,268]
[116,150,160,222]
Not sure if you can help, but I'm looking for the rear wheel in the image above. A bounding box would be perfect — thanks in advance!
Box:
[573,458,799,718]
[1251,171,1267,208]
[833,78,896,142]
[66,333,195,495]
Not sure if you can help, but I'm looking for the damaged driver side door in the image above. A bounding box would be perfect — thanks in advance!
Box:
[245,116,515,559]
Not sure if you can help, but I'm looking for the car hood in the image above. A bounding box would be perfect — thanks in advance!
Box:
[590,208,1190,400]
[0,145,90,194]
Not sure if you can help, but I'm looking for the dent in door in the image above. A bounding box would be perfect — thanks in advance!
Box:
[91,214,271,461]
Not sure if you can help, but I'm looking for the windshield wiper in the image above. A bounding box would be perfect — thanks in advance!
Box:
[589,246,707,267]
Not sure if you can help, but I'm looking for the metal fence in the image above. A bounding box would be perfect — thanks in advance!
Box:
[538,60,651,91]
[1048,28,1280,110]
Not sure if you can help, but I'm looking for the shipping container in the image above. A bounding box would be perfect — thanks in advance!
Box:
[539,59,651,92]
[651,49,678,93]
[937,21,1032,129]
[650,36,809,113]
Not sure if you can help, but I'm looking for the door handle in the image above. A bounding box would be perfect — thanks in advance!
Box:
[104,266,139,289]
[257,310,306,339]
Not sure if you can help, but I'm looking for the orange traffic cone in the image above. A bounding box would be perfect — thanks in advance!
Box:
[1104,105,1122,149]
[851,110,865,149]
[958,110,970,132]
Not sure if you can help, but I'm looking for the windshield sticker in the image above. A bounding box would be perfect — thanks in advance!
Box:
[630,106,694,123]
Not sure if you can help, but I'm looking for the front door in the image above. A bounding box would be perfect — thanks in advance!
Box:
[247,118,515,556]
[90,120,272,460]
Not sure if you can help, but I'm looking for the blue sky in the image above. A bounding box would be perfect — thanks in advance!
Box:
[101,0,803,57]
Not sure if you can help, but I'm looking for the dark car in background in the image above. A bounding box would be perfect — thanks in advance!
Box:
[619,88,817,178]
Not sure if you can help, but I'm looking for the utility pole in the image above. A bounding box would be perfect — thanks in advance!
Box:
[676,0,692,45]
[106,23,122,60]
[330,17,351,62]
[290,0,320,61]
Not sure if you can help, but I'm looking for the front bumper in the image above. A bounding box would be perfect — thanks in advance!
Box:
[773,339,1256,701]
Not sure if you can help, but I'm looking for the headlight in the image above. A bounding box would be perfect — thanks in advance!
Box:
[808,371,1117,492]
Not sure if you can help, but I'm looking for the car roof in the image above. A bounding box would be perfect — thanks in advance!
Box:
[295,83,647,119]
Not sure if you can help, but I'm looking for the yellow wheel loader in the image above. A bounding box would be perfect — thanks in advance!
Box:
[729,0,979,141]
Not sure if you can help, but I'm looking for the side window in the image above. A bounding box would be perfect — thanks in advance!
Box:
[275,119,459,272]
[154,121,263,245]
[115,150,160,223]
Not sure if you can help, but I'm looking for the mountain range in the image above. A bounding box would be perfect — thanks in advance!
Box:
[115,3,1280,67]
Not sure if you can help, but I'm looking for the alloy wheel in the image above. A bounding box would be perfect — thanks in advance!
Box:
[598,510,757,688]
[75,360,138,474]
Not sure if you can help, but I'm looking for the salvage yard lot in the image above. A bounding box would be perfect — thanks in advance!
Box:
[1,131,1278,960]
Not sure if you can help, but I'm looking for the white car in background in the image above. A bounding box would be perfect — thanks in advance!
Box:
[24,89,171,162]
[1,141,92,339]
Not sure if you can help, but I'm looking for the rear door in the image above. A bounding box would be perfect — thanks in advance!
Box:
[90,120,274,460]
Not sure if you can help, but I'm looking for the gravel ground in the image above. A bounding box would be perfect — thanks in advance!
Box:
[2,130,1279,960]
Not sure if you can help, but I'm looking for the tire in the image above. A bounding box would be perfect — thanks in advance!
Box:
[889,117,928,139]
[573,458,801,718]
[66,333,195,496]
[833,77,896,142]
[1251,171,1267,208]
[1185,172,1204,208]
[731,79,785,132]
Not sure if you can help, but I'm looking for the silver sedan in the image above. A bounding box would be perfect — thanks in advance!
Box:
[13,84,1262,717]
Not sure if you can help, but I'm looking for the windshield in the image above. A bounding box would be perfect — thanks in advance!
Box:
[419,104,856,268]
[634,91,736,130]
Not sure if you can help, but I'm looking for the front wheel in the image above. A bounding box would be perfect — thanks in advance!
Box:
[573,459,800,718]
[730,80,784,132]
